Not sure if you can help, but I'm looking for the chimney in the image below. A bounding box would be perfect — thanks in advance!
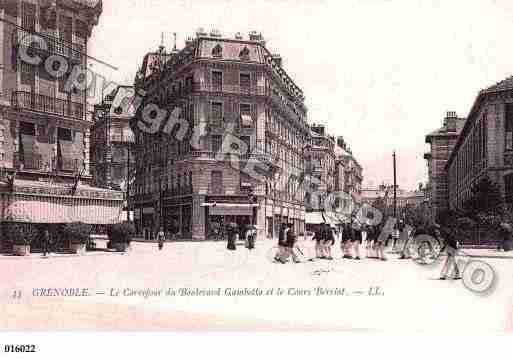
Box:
[210,29,222,38]
[196,27,207,37]
[249,31,265,45]
[444,111,457,132]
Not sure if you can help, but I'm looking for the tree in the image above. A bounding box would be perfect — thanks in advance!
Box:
[463,176,503,223]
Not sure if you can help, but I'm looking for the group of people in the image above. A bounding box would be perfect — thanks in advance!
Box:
[274,223,300,263]
[226,222,257,251]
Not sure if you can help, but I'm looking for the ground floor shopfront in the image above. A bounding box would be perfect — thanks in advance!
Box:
[133,194,305,241]
[0,179,124,252]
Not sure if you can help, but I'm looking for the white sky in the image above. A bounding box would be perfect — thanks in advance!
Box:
[88,0,513,190]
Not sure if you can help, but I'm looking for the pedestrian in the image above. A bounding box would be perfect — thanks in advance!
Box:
[42,228,50,257]
[351,220,362,260]
[399,223,413,260]
[341,222,353,259]
[499,222,513,252]
[365,225,375,258]
[314,225,324,259]
[321,224,335,260]
[227,222,237,251]
[245,223,257,250]
[275,223,288,263]
[157,227,165,251]
[282,223,301,263]
[439,225,462,280]
[394,219,405,252]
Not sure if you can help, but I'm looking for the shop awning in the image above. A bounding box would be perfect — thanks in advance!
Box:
[324,212,347,225]
[305,212,325,224]
[3,194,123,224]
[201,202,259,216]
[1,180,124,224]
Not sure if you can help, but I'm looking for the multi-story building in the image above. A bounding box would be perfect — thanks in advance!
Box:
[0,1,123,251]
[306,124,336,211]
[90,85,135,191]
[447,77,513,211]
[361,184,426,214]
[132,29,310,240]
[424,111,465,219]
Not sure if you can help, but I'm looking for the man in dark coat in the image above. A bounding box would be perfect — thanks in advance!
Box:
[341,222,353,259]
[323,224,335,260]
[42,229,50,257]
[351,220,363,260]
[226,222,237,251]
[275,223,288,263]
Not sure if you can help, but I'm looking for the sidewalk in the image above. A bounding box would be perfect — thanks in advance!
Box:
[0,250,127,260]
[458,248,513,259]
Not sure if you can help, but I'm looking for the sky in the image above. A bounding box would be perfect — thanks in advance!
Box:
[88,0,513,190]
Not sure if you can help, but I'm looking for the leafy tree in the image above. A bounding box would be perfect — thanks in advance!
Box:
[462,176,503,224]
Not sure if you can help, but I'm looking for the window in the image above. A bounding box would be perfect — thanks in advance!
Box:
[240,103,252,127]
[19,122,35,136]
[212,44,223,58]
[185,76,194,89]
[506,104,513,151]
[505,174,513,204]
[58,127,73,141]
[21,2,36,31]
[75,20,87,38]
[59,15,73,42]
[212,71,222,90]
[239,46,250,60]
[20,61,35,86]
[240,73,251,88]
[211,171,223,194]
[211,102,223,120]
[212,135,222,154]
[240,136,251,155]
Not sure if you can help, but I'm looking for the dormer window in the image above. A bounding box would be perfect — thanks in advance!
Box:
[239,46,250,60]
[212,44,223,58]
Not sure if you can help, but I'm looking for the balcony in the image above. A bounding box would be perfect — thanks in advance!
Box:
[193,82,266,96]
[13,27,84,64]
[12,91,84,120]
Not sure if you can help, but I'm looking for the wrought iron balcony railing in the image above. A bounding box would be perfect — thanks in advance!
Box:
[13,27,84,63]
[12,91,84,120]
[193,82,266,96]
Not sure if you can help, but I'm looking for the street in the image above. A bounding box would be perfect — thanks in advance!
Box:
[2,239,513,331]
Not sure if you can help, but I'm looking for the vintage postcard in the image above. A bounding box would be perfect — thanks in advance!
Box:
[1,0,513,345]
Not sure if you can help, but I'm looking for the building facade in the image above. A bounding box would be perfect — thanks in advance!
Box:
[0,1,123,251]
[90,85,136,191]
[447,77,513,211]
[306,124,336,211]
[133,30,310,240]
[424,111,465,219]
[361,184,426,212]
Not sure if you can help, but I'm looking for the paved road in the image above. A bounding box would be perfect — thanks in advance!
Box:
[2,240,513,331]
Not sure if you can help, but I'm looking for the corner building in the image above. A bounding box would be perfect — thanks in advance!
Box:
[0,1,123,252]
[133,30,309,240]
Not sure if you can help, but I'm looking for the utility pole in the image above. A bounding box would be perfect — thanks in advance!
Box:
[126,138,130,222]
[393,150,397,218]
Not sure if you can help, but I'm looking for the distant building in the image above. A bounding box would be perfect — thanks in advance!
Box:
[306,124,336,211]
[447,77,513,211]
[424,111,465,219]
[90,85,136,191]
[361,183,426,217]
